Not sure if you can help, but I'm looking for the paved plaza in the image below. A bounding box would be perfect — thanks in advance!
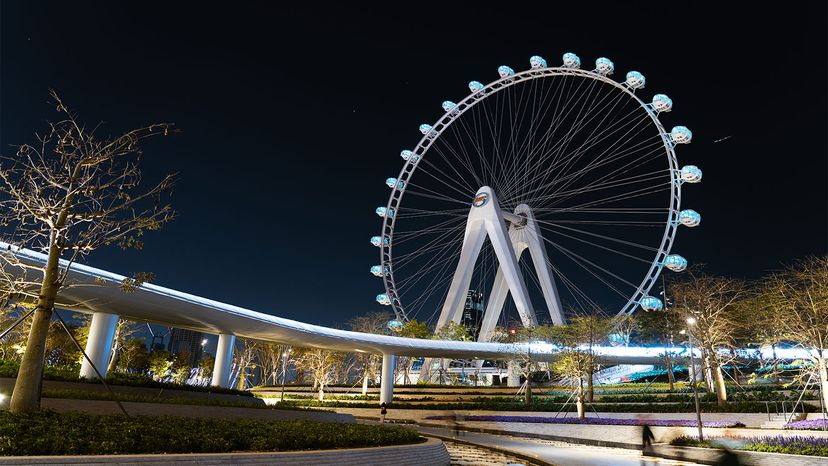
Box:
[419,425,705,466]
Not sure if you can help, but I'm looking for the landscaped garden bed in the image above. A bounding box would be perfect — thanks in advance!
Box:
[424,414,745,428]
[286,398,816,413]
[0,359,250,396]
[784,419,828,430]
[0,411,421,455]
[38,388,314,410]
[671,435,828,457]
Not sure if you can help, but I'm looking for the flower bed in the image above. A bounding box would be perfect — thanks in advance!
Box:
[0,411,421,456]
[784,419,828,430]
[424,414,744,428]
[672,435,828,457]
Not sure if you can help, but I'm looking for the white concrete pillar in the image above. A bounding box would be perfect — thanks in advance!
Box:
[507,359,521,387]
[211,333,236,388]
[380,354,396,405]
[80,312,119,379]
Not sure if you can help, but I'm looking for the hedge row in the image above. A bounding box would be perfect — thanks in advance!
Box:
[672,435,828,457]
[0,411,421,456]
[40,388,296,410]
[0,359,250,396]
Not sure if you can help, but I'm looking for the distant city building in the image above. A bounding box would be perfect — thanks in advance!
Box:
[167,328,204,366]
[462,290,484,340]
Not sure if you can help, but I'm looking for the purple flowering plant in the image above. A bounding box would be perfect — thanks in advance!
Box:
[425,414,744,428]
[784,419,828,430]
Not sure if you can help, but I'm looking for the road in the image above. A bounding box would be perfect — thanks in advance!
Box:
[415,425,706,466]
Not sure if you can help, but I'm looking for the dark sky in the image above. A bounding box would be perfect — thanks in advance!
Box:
[2,2,826,328]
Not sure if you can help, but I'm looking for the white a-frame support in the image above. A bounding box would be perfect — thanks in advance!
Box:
[421,187,565,383]
[477,204,566,344]
[434,187,538,331]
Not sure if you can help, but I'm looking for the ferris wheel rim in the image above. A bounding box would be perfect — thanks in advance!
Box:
[379,65,683,324]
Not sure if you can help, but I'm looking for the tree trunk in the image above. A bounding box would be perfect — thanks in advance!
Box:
[709,349,727,406]
[107,332,121,374]
[702,350,714,392]
[10,244,61,413]
[772,344,780,383]
[587,366,594,403]
[362,372,369,396]
[817,354,828,411]
[525,381,533,403]
[318,382,325,401]
[663,354,675,391]
[576,378,585,420]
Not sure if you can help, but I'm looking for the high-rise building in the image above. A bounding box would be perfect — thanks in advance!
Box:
[461,290,484,340]
[167,328,204,366]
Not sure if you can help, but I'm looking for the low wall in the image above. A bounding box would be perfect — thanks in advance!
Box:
[651,444,828,466]
[331,407,791,428]
[42,398,354,423]
[0,438,449,466]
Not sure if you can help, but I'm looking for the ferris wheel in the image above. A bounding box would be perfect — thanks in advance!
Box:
[370,53,702,340]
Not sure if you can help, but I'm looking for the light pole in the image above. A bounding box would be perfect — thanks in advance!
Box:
[682,317,704,441]
[280,348,291,402]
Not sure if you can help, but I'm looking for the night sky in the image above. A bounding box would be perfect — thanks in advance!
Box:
[2,3,826,329]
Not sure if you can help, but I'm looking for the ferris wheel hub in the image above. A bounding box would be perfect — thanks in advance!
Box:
[473,187,527,226]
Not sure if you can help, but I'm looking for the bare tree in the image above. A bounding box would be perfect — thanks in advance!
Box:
[234,338,260,390]
[0,91,176,412]
[613,314,638,347]
[106,319,142,374]
[670,268,747,405]
[348,311,392,393]
[293,347,344,401]
[637,308,683,390]
[760,256,828,408]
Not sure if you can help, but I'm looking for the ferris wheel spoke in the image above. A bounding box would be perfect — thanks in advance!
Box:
[544,258,605,315]
[534,219,660,253]
[418,156,478,198]
[441,118,488,189]
[543,238,638,306]
[539,116,661,203]
[530,107,655,203]
[402,186,472,206]
[526,169,668,204]
[542,235,641,290]
[512,136,666,206]
[539,129,664,201]
[430,132,487,192]
[541,225,654,264]
[503,76,604,201]
[524,78,630,192]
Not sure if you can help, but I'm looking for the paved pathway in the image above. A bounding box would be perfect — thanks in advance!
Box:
[443,439,542,466]
[416,425,705,466]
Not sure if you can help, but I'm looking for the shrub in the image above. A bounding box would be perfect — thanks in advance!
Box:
[0,358,250,396]
[425,415,744,428]
[0,411,422,455]
[671,435,828,457]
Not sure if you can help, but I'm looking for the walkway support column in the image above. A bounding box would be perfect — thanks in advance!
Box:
[212,334,236,388]
[380,353,396,405]
[507,359,521,387]
[80,312,119,379]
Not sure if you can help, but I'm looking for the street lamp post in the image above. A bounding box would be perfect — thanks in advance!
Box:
[279,348,291,402]
[683,317,704,441]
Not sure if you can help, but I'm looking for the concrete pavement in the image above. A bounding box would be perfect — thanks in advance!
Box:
[415,425,704,466]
